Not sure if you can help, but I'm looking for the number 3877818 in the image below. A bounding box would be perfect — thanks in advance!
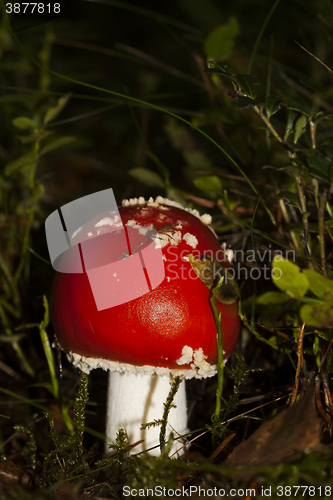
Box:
[6,3,60,13]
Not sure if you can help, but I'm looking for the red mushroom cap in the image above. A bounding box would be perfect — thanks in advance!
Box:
[50,197,241,379]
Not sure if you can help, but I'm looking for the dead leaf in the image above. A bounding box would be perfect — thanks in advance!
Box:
[186,253,239,304]
[0,459,35,490]
[55,484,80,500]
[224,386,324,481]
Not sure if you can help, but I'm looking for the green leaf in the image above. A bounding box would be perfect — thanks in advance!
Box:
[17,136,35,144]
[257,291,290,305]
[312,110,325,124]
[315,329,333,342]
[12,117,36,130]
[39,136,76,156]
[284,110,298,139]
[257,303,288,328]
[301,303,333,328]
[204,17,240,62]
[265,95,280,119]
[232,96,261,109]
[272,256,309,299]
[193,175,222,195]
[5,153,36,177]
[293,114,307,144]
[129,168,165,188]
[275,190,300,208]
[43,93,72,126]
[236,74,260,99]
[18,130,54,145]
[206,62,237,77]
[302,270,333,302]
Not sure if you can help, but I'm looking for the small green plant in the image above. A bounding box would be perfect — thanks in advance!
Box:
[14,414,38,471]
[43,372,89,484]
[140,376,183,453]
[95,428,133,487]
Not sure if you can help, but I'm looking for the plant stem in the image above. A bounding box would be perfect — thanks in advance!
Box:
[159,376,182,452]
[211,277,224,426]
[309,120,316,149]
[289,322,305,406]
[318,191,327,277]
[295,175,311,259]
[253,105,283,144]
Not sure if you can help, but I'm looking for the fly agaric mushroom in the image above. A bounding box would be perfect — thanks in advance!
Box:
[50,196,241,456]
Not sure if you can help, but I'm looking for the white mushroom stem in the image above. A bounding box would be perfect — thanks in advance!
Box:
[105,371,188,456]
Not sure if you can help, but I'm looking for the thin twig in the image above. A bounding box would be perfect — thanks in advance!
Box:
[208,433,235,462]
[319,338,333,373]
[320,373,333,418]
[289,322,305,406]
[296,42,333,75]
[315,375,333,428]
[318,190,328,277]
